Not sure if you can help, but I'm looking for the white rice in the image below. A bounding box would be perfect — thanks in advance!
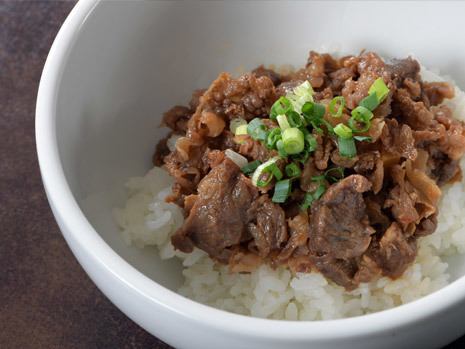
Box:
[113,68,465,320]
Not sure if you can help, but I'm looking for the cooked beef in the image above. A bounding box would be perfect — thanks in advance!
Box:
[154,50,465,289]
[386,57,420,86]
[247,195,288,258]
[424,82,455,106]
[171,158,259,262]
[367,222,416,278]
[278,212,309,261]
[252,65,282,86]
[162,106,192,133]
[308,175,375,289]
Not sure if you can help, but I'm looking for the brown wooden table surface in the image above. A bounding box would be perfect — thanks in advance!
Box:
[1,1,464,348]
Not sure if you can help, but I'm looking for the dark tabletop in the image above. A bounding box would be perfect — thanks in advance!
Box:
[0,1,464,348]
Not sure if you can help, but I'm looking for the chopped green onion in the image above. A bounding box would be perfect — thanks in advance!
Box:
[337,137,357,158]
[269,163,283,180]
[352,105,373,121]
[311,174,326,183]
[300,183,326,210]
[349,106,373,133]
[251,157,282,187]
[285,163,301,178]
[334,123,353,139]
[305,134,318,152]
[287,111,303,128]
[277,114,291,130]
[235,124,248,135]
[325,167,344,182]
[368,77,389,103]
[354,135,372,142]
[302,101,326,120]
[266,128,281,149]
[270,96,293,120]
[241,160,261,175]
[328,96,345,117]
[276,140,288,157]
[293,150,310,164]
[230,118,247,134]
[272,179,292,203]
[359,92,379,111]
[288,81,314,112]
[300,193,314,210]
[282,127,305,155]
[247,118,268,141]
[313,183,326,200]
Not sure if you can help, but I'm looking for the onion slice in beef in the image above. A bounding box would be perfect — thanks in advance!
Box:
[225,149,248,168]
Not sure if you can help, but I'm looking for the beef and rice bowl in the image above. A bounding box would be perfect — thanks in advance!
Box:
[114,51,465,320]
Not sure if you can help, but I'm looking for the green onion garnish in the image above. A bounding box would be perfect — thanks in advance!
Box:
[328,96,345,118]
[251,157,282,187]
[235,124,248,136]
[277,114,291,130]
[359,92,379,111]
[337,137,357,158]
[287,111,304,128]
[305,134,318,152]
[349,106,373,133]
[241,160,261,175]
[324,167,344,182]
[285,163,301,178]
[270,96,292,120]
[230,118,247,134]
[334,123,353,139]
[354,135,372,142]
[247,118,269,141]
[272,179,292,203]
[313,183,326,200]
[288,81,314,112]
[266,128,282,149]
[302,101,326,120]
[282,127,305,155]
[300,183,326,210]
[368,77,389,103]
[276,140,288,157]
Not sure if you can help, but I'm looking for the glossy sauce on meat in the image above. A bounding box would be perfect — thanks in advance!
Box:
[156,51,465,289]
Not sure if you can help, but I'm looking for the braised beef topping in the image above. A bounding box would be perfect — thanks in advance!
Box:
[155,51,465,290]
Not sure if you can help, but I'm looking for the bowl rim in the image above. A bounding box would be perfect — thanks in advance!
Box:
[35,0,465,340]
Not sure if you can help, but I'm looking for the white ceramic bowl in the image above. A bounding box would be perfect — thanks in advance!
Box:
[36,1,465,348]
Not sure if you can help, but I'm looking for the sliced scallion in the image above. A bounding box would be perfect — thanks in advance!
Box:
[285,163,301,178]
[349,106,373,133]
[251,157,282,187]
[368,77,390,103]
[305,134,318,152]
[354,135,372,142]
[247,118,268,141]
[270,96,292,120]
[241,160,261,175]
[300,183,325,210]
[266,128,282,149]
[328,96,345,118]
[277,114,291,130]
[276,140,288,157]
[272,179,292,203]
[230,118,247,134]
[334,123,353,139]
[359,92,379,111]
[337,137,357,158]
[287,110,303,128]
[282,128,305,155]
[235,124,248,136]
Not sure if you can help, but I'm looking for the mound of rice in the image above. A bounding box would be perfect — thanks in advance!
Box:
[113,68,465,320]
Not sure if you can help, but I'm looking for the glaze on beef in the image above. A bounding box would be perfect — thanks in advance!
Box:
[156,51,465,289]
